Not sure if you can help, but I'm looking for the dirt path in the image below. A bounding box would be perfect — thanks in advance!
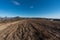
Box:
[0,20,23,31]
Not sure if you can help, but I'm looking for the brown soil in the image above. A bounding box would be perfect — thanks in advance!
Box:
[0,19,60,40]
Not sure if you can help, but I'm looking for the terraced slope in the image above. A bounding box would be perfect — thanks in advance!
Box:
[0,19,60,40]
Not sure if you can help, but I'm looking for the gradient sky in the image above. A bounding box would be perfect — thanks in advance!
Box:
[0,0,60,18]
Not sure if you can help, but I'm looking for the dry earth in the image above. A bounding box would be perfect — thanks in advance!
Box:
[0,19,60,40]
[0,20,23,31]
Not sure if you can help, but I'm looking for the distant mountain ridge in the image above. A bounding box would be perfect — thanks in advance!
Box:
[0,17,60,22]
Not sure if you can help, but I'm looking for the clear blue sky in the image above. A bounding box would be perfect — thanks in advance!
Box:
[0,0,60,18]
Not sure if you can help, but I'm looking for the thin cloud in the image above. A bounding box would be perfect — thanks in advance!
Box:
[30,6,34,8]
[13,1,20,5]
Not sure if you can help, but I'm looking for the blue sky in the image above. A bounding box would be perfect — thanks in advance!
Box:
[0,0,60,18]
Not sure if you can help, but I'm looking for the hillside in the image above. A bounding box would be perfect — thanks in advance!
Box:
[0,19,60,40]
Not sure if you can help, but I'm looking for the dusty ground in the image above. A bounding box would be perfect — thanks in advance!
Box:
[0,19,60,40]
[0,20,25,31]
[0,21,19,31]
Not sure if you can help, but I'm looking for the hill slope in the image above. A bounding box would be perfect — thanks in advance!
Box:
[0,19,60,40]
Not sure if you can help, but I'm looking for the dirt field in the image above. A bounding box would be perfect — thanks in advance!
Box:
[0,20,22,31]
[0,19,60,40]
